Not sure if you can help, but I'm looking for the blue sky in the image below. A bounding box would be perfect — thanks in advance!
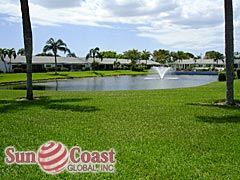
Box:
[0,0,239,57]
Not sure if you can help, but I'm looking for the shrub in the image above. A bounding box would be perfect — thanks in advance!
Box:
[46,67,62,72]
[60,67,69,71]
[218,72,238,81]
[218,72,226,81]
[13,67,26,73]
[81,67,90,71]
[237,69,240,79]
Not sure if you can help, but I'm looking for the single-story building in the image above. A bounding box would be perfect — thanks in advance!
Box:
[168,59,240,71]
[87,58,160,70]
[0,56,160,72]
[0,56,91,73]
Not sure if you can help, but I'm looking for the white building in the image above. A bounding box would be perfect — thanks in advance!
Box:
[0,56,160,72]
[168,59,240,71]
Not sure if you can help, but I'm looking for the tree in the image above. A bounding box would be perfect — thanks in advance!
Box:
[153,49,170,63]
[100,51,117,58]
[20,0,33,100]
[123,49,141,61]
[225,0,234,105]
[0,48,8,72]
[17,48,25,56]
[86,47,102,72]
[6,48,17,72]
[214,53,224,64]
[67,52,77,57]
[204,50,224,63]
[186,52,195,59]
[175,51,189,62]
[141,49,151,66]
[123,49,141,70]
[43,38,71,74]
[113,60,121,70]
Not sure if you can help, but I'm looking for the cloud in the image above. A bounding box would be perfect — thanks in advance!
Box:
[0,0,239,53]
[102,0,177,17]
[30,0,83,9]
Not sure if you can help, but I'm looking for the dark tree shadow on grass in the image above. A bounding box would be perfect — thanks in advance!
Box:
[93,72,104,76]
[0,97,99,113]
[187,99,240,111]
[188,99,240,123]
[47,73,68,76]
[196,115,240,123]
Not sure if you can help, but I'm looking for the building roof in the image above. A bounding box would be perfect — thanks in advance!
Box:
[5,56,160,66]
[169,59,240,65]
[6,56,240,66]
[5,56,89,65]
[89,58,160,65]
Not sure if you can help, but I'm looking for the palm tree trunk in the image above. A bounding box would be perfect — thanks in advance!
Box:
[9,58,12,72]
[20,0,33,100]
[225,0,234,105]
[54,54,58,74]
[3,61,7,73]
[93,57,95,72]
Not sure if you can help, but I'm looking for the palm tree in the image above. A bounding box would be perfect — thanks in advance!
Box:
[20,0,33,100]
[86,47,102,72]
[224,0,234,105]
[113,59,121,70]
[0,48,8,72]
[213,53,224,64]
[43,38,71,74]
[7,48,17,72]
[141,49,151,68]
[17,48,25,56]
[67,52,77,57]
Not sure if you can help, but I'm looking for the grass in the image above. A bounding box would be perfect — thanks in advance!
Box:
[0,80,240,179]
[0,70,149,84]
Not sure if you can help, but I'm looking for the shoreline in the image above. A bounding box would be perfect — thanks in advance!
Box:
[0,70,219,86]
[0,71,149,86]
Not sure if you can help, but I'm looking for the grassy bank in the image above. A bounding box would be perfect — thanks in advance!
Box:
[0,81,240,179]
[0,70,149,84]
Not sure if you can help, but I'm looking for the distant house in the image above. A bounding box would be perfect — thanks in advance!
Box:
[0,56,90,72]
[168,59,240,71]
[87,58,160,70]
[0,56,160,72]
[235,52,240,59]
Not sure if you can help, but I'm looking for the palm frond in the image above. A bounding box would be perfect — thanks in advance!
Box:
[46,38,55,45]
[86,53,90,60]
[43,45,53,53]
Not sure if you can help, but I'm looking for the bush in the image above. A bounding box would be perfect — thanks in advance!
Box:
[237,69,240,79]
[13,67,26,73]
[81,67,91,71]
[0,70,3,73]
[85,67,90,71]
[45,67,62,72]
[218,72,226,81]
[60,67,69,71]
[218,72,238,81]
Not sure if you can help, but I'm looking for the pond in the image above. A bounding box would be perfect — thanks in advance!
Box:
[0,74,217,91]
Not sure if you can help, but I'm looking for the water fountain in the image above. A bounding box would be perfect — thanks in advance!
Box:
[152,66,172,79]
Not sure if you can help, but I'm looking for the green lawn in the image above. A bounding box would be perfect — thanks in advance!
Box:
[0,80,240,179]
[0,70,149,84]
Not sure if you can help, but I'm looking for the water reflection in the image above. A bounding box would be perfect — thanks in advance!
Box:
[0,75,217,91]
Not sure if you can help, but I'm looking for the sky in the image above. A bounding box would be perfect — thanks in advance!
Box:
[0,0,239,57]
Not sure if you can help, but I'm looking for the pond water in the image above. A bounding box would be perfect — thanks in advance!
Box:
[0,74,217,91]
